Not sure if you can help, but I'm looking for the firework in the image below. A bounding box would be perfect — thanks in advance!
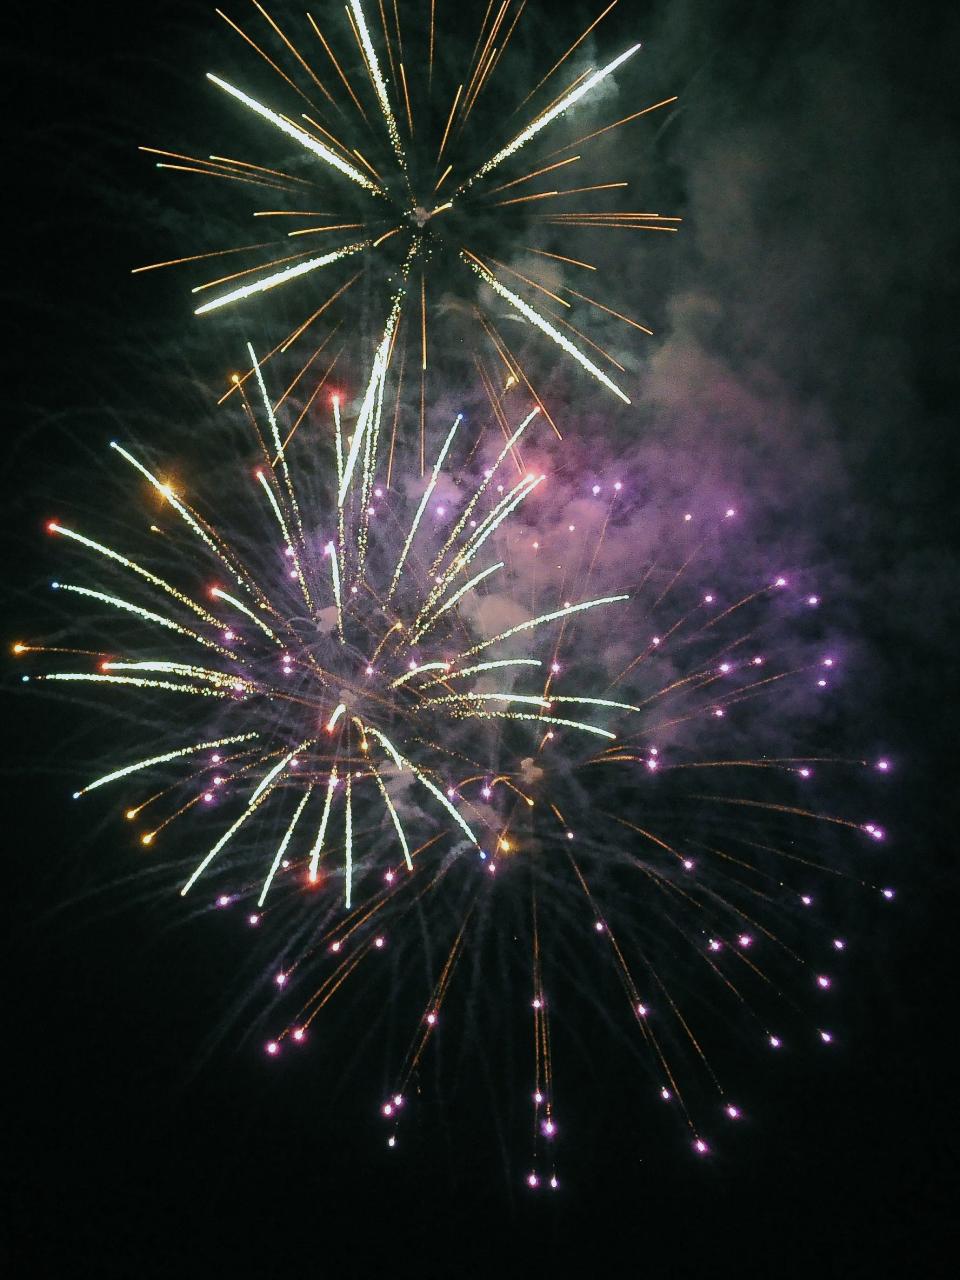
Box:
[18,359,893,1187]
[135,0,680,416]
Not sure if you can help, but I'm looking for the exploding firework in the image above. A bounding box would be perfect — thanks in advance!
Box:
[17,351,894,1187]
[135,0,679,420]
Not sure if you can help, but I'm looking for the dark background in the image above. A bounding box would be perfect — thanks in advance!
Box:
[3,1,958,1275]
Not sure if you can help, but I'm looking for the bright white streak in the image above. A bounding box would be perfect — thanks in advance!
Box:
[348,1,406,167]
[344,773,353,909]
[40,673,233,699]
[473,44,643,182]
[482,712,616,740]
[464,257,630,403]
[327,702,347,731]
[309,767,339,880]
[206,74,379,190]
[414,561,504,641]
[548,696,640,712]
[195,240,372,316]
[462,594,629,658]
[211,587,281,644]
[249,745,305,806]
[420,658,542,687]
[370,767,412,870]
[364,727,478,847]
[390,662,449,689]
[427,692,552,709]
[429,408,540,577]
[53,582,221,652]
[248,342,306,557]
[388,414,463,600]
[73,734,256,797]
[49,523,223,630]
[110,443,247,589]
[326,541,344,642]
[258,787,313,907]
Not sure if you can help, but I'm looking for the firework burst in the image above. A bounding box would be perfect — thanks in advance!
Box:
[135,0,680,420]
[17,352,894,1186]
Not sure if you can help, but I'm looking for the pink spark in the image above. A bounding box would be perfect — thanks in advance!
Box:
[248,914,260,926]
[211,754,221,764]
[833,939,846,950]
[714,708,725,718]
[646,758,658,771]
[481,786,492,799]
[592,484,601,496]
[534,1090,544,1104]
[384,871,395,884]
[374,936,385,949]
[737,934,753,948]
[426,1012,438,1026]
[594,921,604,932]
[275,972,286,986]
[394,1095,403,1107]
[719,662,731,673]
[527,1173,539,1188]
[820,1030,833,1044]
[682,859,694,871]
[614,481,622,491]
[265,1041,279,1056]
[684,513,692,522]
[365,665,374,676]
[543,1120,556,1137]
[374,487,383,498]
[660,1087,671,1101]
[550,1176,559,1189]
[694,1139,708,1155]
[216,895,230,907]
[774,576,787,587]
[551,662,561,674]
[292,1028,305,1043]
[882,888,895,900]
[801,895,812,906]
[807,595,820,606]
[725,507,736,518]
[387,1136,396,1148]
[532,998,543,1010]
[704,594,715,604]
[769,1035,781,1049]
[708,939,722,952]
[817,975,831,989]
[637,1003,648,1018]
[725,1104,741,1119]
[382,1103,393,1117]
[203,791,214,803]
[799,768,811,778]
[330,940,341,953]
[877,759,890,771]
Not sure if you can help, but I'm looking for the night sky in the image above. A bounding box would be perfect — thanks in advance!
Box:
[3,1,958,1275]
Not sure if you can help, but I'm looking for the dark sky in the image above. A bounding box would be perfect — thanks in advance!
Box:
[3,1,959,1275]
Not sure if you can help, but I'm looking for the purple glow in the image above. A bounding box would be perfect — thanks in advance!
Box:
[660,1087,671,1101]
[807,595,820,606]
[534,1090,544,1104]
[637,1003,648,1017]
[769,1035,782,1049]
[882,888,895,900]
[801,895,812,906]
[708,938,722,952]
[550,1176,559,1189]
[265,1041,279,1055]
[275,972,286,986]
[877,759,890,771]
[725,1104,740,1119]
[737,934,753,948]
[248,914,260,926]
[820,1030,833,1044]
[817,975,831,989]
[833,938,846,950]
[694,1139,708,1155]
[527,1173,539,1188]
[543,1120,556,1137]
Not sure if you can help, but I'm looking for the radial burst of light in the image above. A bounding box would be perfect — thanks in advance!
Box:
[135,0,681,414]
[19,355,893,1185]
